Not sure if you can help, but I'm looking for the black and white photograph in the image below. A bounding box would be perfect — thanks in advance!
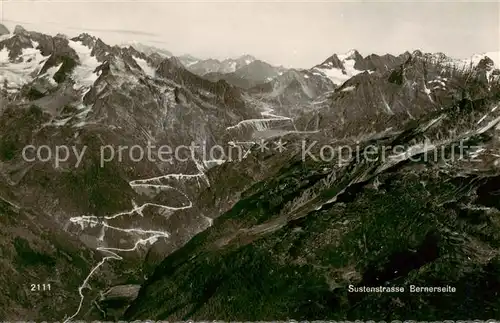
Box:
[0,0,499,321]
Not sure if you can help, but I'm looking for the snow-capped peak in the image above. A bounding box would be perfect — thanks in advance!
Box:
[338,49,360,60]
[237,54,256,65]
[312,49,364,86]
[466,51,500,69]
[183,54,259,75]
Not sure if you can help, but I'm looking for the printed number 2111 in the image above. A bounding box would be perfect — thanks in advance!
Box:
[30,284,51,291]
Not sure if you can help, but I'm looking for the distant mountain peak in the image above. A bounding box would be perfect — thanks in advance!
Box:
[411,49,424,57]
[468,51,500,69]
[13,25,27,35]
[74,32,96,41]
[339,49,361,60]
[73,33,98,49]
[312,49,367,85]
[477,56,495,70]
[237,54,256,62]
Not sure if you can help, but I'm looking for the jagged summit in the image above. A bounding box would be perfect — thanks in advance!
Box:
[233,54,256,64]
[468,51,500,68]
[411,49,424,57]
[343,48,358,56]
[338,49,362,60]
[13,25,27,35]
[477,56,495,70]
[318,53,344,70]
[312,49,367,85]
[72,33,98,48]
[55,33,69,39]
[320,49,362,62]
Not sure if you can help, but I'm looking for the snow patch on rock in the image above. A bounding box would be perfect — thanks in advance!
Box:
[0,40,47,91]
[312,51,364,86]
[68,40,101,91]
[133,56,156,78]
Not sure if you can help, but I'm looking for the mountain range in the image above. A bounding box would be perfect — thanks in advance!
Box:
[1,23,500,321]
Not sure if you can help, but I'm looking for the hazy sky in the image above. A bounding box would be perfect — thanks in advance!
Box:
[1,0,499,68]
